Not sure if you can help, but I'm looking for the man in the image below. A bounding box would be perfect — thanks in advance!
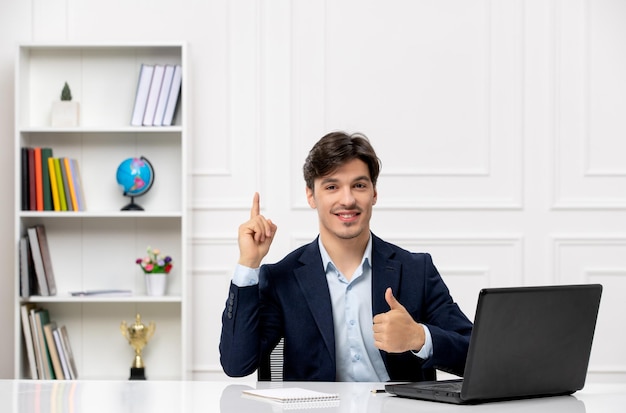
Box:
[220,131,472,381]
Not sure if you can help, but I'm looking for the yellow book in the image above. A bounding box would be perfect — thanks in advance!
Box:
[48,157,60,211]
[63,158,79,211]
[53,158,67,211]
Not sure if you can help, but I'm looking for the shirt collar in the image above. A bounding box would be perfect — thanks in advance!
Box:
[318,233,372,275]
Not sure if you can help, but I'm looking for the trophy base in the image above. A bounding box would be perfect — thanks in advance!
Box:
[129,367,146,380]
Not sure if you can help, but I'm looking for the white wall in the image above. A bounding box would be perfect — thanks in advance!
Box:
[1,0,625,382]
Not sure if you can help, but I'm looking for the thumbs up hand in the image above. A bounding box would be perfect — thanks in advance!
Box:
[372,288,426,353]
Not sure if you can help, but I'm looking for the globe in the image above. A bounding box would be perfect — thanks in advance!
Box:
[116,156,154,211]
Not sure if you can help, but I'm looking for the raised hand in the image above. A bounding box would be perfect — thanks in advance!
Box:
[237,192,277,268]
[372,288,425,353]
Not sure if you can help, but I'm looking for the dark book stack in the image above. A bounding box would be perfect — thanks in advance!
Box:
[21,225,56,297]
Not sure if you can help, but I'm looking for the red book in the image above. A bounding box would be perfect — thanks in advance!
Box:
[34,147,43,211]
[28,148,36,211]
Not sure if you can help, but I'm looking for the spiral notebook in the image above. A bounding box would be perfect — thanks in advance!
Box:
[242,387,340,406]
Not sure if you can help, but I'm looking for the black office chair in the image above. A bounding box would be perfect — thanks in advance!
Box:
[257,338,284,381]
[257,337,437,382]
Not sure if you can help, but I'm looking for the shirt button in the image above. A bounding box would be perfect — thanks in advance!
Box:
[349,320,356,326]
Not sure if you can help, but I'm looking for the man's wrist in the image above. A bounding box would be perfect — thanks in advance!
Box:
[412,324,433,359]
[238,257,262,268]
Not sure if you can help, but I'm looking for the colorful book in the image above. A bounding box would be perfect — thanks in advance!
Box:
[63,158,79,211]
[59,158,73,211]
[34,309,56,379]
[43,322,64,379]
[69,159,86,211]
[53,158,68,211]
[48,157,60,211]
[34,147,43,211]
[41,148,54,211]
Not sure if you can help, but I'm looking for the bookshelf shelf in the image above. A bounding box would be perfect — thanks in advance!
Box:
[22,126,183,133]
[19,211,184,219]
[13,43,188,381]
[25,295,183,304]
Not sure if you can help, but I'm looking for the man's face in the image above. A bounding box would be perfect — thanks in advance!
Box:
[306,158,377,243]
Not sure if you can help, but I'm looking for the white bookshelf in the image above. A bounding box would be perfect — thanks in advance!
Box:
[13,43,189,380]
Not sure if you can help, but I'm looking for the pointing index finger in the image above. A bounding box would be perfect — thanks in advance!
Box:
[250,192,261,218]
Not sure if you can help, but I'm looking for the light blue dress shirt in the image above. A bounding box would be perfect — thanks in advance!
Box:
[232,235,433,381]
[318,236,389,381]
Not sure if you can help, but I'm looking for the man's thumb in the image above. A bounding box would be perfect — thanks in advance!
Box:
[385,287,403,310]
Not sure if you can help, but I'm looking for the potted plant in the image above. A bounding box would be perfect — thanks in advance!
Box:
[51,82,80,127]
[136,246,173,296]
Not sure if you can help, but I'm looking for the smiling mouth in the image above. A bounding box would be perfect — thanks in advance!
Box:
[335,212,360,221]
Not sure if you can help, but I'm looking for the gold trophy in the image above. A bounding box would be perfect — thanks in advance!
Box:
[121,313,155,380]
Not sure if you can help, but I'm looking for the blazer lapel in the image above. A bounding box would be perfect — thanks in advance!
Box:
[370,234,402,370]
[371,234,402,316]
[293,240,336,364]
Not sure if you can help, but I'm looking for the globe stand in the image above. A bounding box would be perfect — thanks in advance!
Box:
[116,156,154,212]
[121,196,144,211]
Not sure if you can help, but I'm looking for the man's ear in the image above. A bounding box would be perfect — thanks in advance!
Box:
[306,186,316,209]
[373,187,378,206]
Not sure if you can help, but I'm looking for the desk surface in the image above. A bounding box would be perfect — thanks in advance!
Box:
[4,380,626,412]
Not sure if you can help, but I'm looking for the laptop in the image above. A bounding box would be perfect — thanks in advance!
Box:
[385,284,602,404]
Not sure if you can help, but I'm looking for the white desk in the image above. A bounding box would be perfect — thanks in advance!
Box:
[5,380,626,412]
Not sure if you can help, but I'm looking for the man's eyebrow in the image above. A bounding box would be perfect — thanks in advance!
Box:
[319,175,371,185]
[320,177,339,185]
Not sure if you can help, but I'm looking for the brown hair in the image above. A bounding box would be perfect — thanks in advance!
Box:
[303,131,381,190]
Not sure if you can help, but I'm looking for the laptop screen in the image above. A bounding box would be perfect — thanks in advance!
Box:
[461,284,602,401]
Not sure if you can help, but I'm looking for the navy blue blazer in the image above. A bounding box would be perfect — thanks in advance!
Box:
[220,233,473,381]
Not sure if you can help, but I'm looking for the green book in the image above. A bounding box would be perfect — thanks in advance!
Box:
[53,158,68,211]
[34,309,56,379]
[40,148,53,210]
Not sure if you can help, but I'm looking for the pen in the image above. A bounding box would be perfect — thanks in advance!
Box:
[371,389,386,394]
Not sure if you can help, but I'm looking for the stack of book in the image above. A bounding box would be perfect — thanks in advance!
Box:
[20,147,86,212]
[130,63,182,126]
[20,224,133,299]
[20,225,56,298]
[19,304,78,380]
